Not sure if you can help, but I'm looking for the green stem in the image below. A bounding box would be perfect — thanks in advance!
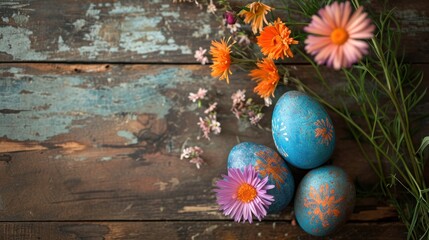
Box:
[372,38,423,189]
[291,77,415,190]
[296,49,331,92]
[342,70,386,180]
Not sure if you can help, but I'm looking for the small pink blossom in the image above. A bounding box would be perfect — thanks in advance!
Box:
[232,108,243,119]
[207,0,216,14]
[198,114,221,140]
[189,156,205,169]
[198,117,211,140]
[194,47,209,65]
[231,89,246,105]
[189,88,208,102]
[180,146,203,160]
[180,147,193,160]
[249,112,264,125]
[231,89,265,125]
[210,118,221,134]
[227,22,241,33]
[204,102,218,114]
[180,146,205,169]
[193,146,203,155]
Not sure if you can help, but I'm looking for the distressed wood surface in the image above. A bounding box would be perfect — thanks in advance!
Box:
[1,63,414,221]
[0,0,428,238]
[0,0,428,63]
[0,222,406,240]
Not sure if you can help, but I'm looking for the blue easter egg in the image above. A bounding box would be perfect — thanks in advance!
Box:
[272,91,336,169]
[294,166,355,236]
[227,142,295,213]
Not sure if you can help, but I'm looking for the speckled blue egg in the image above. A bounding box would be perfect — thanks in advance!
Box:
[227,142,295,213]
[272,91,336,169]
[294,166,355,236]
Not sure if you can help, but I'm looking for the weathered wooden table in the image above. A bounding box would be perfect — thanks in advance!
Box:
[0,0,428,239]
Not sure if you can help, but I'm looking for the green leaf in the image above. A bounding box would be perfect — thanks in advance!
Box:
[416,136,429,158]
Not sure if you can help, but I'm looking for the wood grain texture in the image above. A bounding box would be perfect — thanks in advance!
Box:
[1,63,426,222]
[0,0,427,63]
[0,0,427,238]
[0,222,406,240]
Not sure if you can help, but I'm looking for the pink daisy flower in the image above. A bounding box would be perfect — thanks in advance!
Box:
[304,1,375,70]
[215,165,275,223]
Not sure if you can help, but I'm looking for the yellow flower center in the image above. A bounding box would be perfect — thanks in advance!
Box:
[330,28,349,45]
[237,183,257,203]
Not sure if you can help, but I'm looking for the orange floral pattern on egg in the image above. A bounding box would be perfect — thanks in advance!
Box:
[303,183,344,228]
[314,118,334,145]
[255,150,287,190]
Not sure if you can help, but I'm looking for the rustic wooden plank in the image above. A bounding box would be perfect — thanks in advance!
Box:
[0,221,407,239]
[0,0,427,63]
[1,63,427,221]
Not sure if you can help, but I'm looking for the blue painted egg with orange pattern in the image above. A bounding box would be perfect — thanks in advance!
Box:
[272,91,335,169]
[294,166,355,236]
[227,142,295,213]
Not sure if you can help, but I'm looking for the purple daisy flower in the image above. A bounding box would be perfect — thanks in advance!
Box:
[214,165,275,223]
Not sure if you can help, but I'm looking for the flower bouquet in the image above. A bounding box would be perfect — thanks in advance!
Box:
[178,0,428,238]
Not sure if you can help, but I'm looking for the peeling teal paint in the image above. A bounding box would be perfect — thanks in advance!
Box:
[117,131,138,145]
[192,24,211,38]
[112,4,191,55]
[1,67,23,74]
[118,15,190,55]
[86,3,100,19]
[160,9,180,18]
[58,36,71,52]
[78,23,118,59]
[109,2,146,14]
[75,2,192,59]
[72,19,86,31]
[0,67,195,141]
[0,26,48,60]
[0,2,208,60]
[100,156,113,161]
[12,13,29,25]
[0,2,33,11]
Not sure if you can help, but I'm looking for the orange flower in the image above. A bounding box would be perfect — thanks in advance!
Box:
[210,38,234,83]
[257,18,299,60]
[238,1,273,34]
[249,58,279,98]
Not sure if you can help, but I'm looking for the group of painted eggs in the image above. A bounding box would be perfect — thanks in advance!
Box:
[227,91,356,236]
